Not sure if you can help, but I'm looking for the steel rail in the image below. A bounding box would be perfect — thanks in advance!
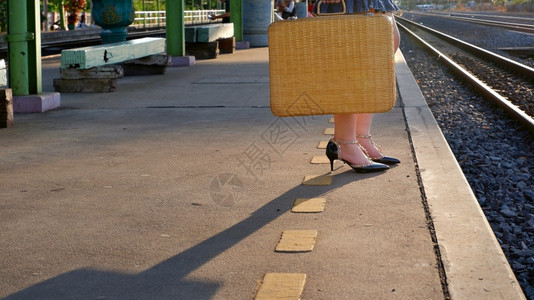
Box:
[416,11,532,22]
[447,16,534,33]
[441,15,534,34]
[396,16,534,83]
[396,21,534,135]
[405,11,534,33]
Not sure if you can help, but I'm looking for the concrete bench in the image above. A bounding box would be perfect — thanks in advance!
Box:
[54,37,169,93]
[0,59,12,128]
[0,60,7,87]
[185,23,235,59]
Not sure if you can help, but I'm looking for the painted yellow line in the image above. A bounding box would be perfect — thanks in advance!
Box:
[292,198,326,213]
[255,273,306,300]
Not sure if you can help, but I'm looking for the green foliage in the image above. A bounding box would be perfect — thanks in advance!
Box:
[64,0,86,24]
[0,0,224,31]
[65,0,86,12]
[0,0,6,32]
[508,0,529,4]
[133,0,166,11]
[131,0,220,11]
[185,0,220,10]
[48,0,63,12]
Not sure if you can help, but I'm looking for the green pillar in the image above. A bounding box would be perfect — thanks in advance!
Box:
[5,0,41,96]
[27,0,42,94]
[6,0,30,96]
[230,0,243,41]
[166,0,185,56]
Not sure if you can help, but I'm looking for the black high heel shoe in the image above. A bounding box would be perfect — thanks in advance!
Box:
[356,135,400,165]
[326,138,389,173]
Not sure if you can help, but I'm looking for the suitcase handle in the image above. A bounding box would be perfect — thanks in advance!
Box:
[315,0,347,16]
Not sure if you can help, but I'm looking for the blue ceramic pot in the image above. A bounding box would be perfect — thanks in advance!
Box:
[92,0,135,43]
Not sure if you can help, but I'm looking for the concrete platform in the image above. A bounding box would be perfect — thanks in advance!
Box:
[0,48,525,299]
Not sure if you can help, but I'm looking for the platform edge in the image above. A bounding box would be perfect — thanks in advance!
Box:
[396,50,526,300]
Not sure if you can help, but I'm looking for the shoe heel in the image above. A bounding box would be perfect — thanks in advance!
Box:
[325,140,338,172]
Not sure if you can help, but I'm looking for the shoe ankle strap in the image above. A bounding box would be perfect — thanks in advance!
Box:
[331,138,359,144]
[330,138,371,159]
[356,135,383,155]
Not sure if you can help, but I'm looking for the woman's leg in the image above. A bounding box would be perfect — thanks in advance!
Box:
[389,13,400,52]
[334,114,372,166]
[355,113,383,158]
[355,13,401,159]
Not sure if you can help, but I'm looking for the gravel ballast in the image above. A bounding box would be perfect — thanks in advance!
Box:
[399,12,534,299]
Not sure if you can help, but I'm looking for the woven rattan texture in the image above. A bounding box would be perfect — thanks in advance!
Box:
[269,15,396,117]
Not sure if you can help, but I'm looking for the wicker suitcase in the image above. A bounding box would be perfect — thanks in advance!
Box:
[268,15,396,117]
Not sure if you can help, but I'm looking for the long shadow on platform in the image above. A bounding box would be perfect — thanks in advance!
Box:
[5,170,382,299]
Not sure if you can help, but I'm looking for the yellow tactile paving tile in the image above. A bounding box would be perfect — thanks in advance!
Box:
[275,230,318,252]
[322,128,334,135]
[310,155,329,164]
[255,273,306,300]
[317,141,328,149]
[292,198,326,213]
[302,175,332,186]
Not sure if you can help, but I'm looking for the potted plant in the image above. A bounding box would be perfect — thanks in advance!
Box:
[92,0,135,43]
[64,0,86,30]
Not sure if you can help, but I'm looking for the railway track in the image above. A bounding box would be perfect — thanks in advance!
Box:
[397,15,534,298]
[396,16,534,135]
[441,11,534,24]
[406,11,534,34]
